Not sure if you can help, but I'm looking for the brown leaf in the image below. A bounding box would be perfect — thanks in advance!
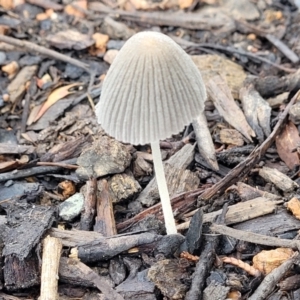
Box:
[33,83,82,123]
[276,121,300,169]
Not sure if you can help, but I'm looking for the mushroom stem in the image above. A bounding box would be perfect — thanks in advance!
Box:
[151,140,177,234]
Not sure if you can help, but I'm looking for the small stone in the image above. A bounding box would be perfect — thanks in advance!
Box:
[59,193,84,221]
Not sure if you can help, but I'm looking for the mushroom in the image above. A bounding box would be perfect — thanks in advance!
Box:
[95,31,206,234]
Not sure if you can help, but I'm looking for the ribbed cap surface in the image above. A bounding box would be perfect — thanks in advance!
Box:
[95,31,206,145]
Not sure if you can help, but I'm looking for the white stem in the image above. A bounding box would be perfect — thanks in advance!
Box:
[151,140,177,234]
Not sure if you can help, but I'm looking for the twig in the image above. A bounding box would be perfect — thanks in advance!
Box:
[248,252,300,300]
[116,188,204,232]
[0,158,77,182]
[40,236,62,300]
[200,89,300,200]
[0,34,91,74]
[36,161,78,169]
[197,43,297,73]
[210,224,300,250]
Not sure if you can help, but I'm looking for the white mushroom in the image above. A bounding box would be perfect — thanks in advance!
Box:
[95,31,206,234]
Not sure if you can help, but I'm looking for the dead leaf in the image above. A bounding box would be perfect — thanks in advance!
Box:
[286,197,300,220]
[207,75,255,141]
[276,121,300,170]
[253,248,294,275]
[33,83,83,123]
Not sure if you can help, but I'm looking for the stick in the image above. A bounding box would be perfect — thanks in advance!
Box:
[40,236,62,300]
[0,34,91,74]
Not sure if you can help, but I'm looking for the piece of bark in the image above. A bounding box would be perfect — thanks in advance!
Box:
[94,179,117,236]
[7,65,38,103]
[0,181,43,201]
[219,128,244,146]
[211,224,300,250]
[147,259,189,299]
[207,75,255,141]
[59,257,124,300]
[192,112,219,170]
[240,84,271,143]
[3,205,56,259]
[116,269,155,300]
[234,207,300,237]
[185,206,227,300]
[179,209,203,254]
[109,173,141,203]
[259,166,298,192]
[203,282,230,300]
[49,228,103,248]
[4,252,40,290]
[77,232,160,263]
[234,182,280,201]
[80,178,97,231]
[215,144,255,167]
[0,143,35,155]
[40,236,62,300]
[248,252,299,300]
[137,144,199,207]
[177,197,281,231]
[278,274,300,291]
[76,136,131,180]
[109,257,127,286]
[40,135,92,162]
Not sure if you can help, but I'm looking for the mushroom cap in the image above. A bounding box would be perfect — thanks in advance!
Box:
[95,31,206,145]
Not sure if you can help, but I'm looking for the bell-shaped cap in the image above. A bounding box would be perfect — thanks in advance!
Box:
[95,31,206,145]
